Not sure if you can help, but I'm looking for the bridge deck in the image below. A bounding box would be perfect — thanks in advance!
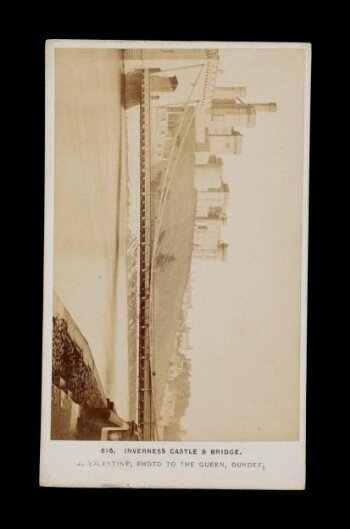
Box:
[138,69,155,440]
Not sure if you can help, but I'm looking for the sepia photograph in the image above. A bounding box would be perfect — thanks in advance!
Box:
[41,41,310,488]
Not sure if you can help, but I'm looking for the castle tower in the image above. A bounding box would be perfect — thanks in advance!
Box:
[193,240,228,261]
[209,101,277,128]
[196,182,229,217]
[194,155,223,191]
[210,101,256,127]
[208,127,243,155]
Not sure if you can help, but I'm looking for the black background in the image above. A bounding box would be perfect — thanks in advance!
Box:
[14,7,336,515]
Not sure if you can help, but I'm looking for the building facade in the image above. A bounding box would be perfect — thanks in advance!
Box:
[194,155,223,191]
[209,128,243,155]
[209,100,277,128]
[193,206,228,260]
[196,182,230,217]
[193,240,228,261]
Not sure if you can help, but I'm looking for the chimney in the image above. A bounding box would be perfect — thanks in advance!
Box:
[254,103,277,113]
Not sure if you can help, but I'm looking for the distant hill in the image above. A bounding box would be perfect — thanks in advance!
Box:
[151,121,197,423]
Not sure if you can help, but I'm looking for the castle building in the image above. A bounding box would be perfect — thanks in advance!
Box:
[209,100,277,128]
[209,127,243,155]
[196,126,243,156]
[194,154,223,191]
[193,240,228,261]
[166,105,185,133]
[196,181,229,217]
[193,219,222,251]
[150,104,186,163]
[123,49,219,119]
[150,107,168,162]
[194,206,227,254]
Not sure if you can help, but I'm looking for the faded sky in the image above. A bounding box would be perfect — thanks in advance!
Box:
[182,49,306,441]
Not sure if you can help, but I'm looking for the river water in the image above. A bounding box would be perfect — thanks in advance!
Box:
[54,49,130,417]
